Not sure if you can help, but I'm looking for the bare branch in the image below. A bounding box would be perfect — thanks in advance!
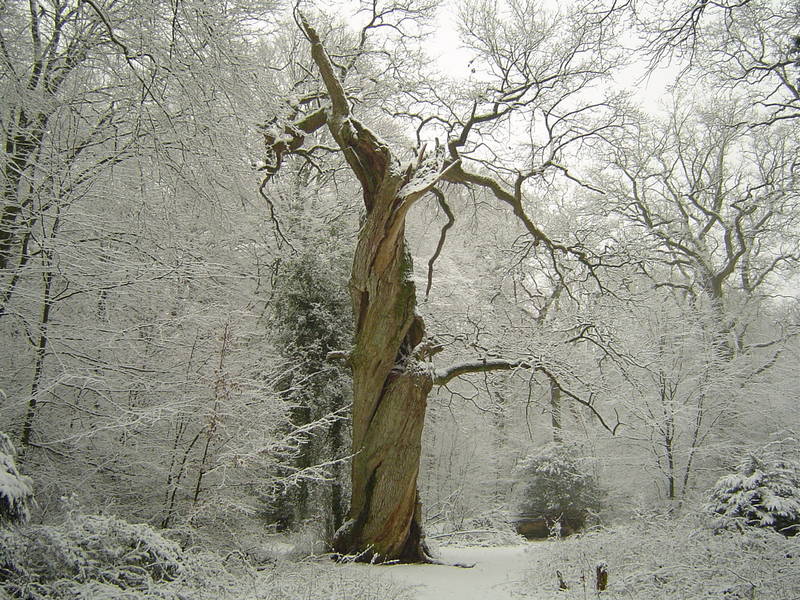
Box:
[296,13,351,119]
[433,356,620,435]
[433,358,528,386]
[425,188,455,299]
[258,182,296,252]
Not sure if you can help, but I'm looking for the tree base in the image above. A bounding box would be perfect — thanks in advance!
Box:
[331,516,434,564]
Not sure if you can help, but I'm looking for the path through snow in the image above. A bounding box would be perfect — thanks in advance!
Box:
[380,545,535,600]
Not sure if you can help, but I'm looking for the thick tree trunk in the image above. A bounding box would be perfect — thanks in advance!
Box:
[331,179,434,562]
[285,18,437,562]
[267,12,623,562]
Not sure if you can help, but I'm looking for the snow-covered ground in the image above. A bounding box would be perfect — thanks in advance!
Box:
[379,545,534,600]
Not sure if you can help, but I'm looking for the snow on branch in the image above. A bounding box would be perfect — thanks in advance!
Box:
[397,142,460,205]
[296,11,350,120]
[0,433,33,525]
[433,359,529,386]
[433,360,621,435]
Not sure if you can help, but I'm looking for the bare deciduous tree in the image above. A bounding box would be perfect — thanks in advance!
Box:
[637,0,800,125]
[594,96,800,499]
[601,98,800,349]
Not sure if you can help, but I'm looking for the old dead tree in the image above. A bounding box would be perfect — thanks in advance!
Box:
[263,8,619,562]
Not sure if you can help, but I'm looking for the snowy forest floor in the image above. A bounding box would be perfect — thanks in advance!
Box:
[2,514,798,599]
[347,516,800,600]
[379,545,533,600]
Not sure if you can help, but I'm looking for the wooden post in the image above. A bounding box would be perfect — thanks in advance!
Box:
[596,562,608,592]
[557,570,569,591]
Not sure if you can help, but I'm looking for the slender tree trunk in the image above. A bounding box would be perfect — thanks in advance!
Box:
[193,324,229,508]
[162,331,200,527]
[1,114,45,271]
[665,437,676,500]
[682,385,707,496]
[492,383,508,506]
[162,417,187,528]
[20,263,54,448]
[163,426,203,527]
[20,205,61,448]
[549,376,563,444]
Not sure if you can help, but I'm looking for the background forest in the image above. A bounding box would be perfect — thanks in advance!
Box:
[1,0,799,598]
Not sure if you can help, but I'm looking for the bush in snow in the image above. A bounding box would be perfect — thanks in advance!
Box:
[0,511,414,599]
[513,443,604,536]
[706,451,800,536]
[430,509,524,547]
[0,513,183,595]
[0,432,33,525]
[524,513,800,599]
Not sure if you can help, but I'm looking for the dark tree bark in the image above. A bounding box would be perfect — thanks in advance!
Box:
[549,376,563,445]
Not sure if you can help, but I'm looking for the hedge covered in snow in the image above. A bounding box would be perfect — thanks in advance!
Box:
[0,512,412,600]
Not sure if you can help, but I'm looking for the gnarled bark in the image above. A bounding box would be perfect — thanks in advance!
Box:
[331,151,434,561]
[294,17,435,563]
[336,208,434,561]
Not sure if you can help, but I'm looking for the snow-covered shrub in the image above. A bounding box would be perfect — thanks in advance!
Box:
[0,513,183,597]
[430,509,524,547]
[0,511,414,600]
[0,433,33,525]
[512,443,604,536]
[523,513,800,599]
[706,452,800,536]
